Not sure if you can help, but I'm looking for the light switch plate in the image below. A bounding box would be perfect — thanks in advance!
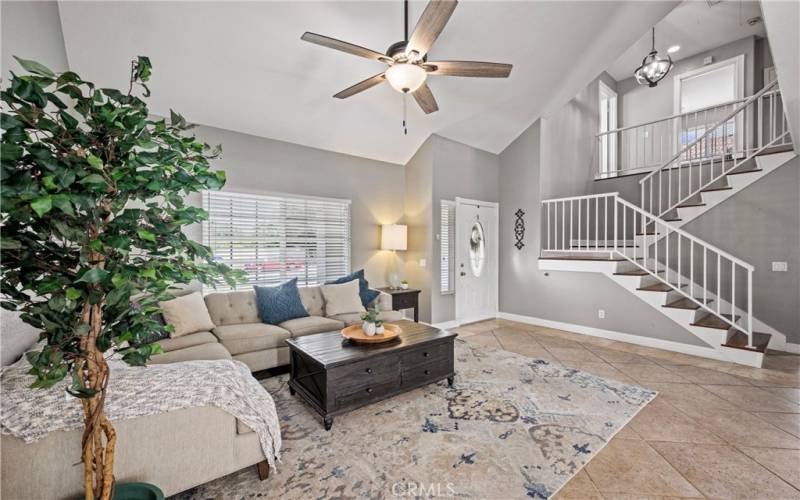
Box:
[772,261,788,272]
[598,309,606,319]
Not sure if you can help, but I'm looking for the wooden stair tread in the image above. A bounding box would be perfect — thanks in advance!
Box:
[676,202,706,209]
[663,297,712,310]
[637,282,687,292]
[614,269,665,276]
[691,313,741,330]
[723,331,771,353]
[727,169,763,176]
[701,186,733,193]
[539,256,625,261]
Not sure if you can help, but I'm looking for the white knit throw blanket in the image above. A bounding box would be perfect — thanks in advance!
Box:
[1,358,282,468]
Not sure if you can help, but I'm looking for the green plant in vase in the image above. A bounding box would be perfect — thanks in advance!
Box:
[0,56,242,499]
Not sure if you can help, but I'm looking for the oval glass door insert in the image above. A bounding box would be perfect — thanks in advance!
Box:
[469,221,486,277]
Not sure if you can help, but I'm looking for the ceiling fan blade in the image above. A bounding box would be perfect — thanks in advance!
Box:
[425,61,513,78]
[406,0,458,58]
[301,32,389,61]
[333,73,386,99]
[413,83,439,114]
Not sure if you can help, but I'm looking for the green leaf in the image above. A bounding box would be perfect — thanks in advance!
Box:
[30,196,52,216]
[79,173,107,187]
[13,57,55,78]
[42,175,58,190]
[65,288,81,300]
[1,237,22,250]
[51,195,74,216]
[59,110,79,129]
[76,267,109,284]
[136,229,156,241]
[86,153,103,170]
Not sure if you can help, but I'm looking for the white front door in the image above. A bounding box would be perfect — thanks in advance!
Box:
[455,198,498,324]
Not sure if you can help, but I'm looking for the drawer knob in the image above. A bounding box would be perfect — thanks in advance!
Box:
[424,369,430,375]
[366,388,373,394]
[366,368,373,374]
[423,352,429,357]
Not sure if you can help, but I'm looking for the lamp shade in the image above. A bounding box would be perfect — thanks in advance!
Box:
[381,224,407,251]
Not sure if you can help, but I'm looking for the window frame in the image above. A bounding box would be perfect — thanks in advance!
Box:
[440,200,456,295]
[201,189,352,292]
[598,80,618,177]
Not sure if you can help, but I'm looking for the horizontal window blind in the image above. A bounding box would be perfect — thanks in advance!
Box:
[202,190,351,291]
[440,200,455,294]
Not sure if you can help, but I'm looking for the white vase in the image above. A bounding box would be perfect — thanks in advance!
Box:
[375,324,385,335]
[362,322,376,336]
[400,283,409,290]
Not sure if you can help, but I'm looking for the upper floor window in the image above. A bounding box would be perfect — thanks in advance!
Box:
[202,190,351,291]
[598,80,618,177]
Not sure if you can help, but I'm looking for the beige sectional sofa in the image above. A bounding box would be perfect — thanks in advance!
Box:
[1,285,403,499]
[150,286,402,371]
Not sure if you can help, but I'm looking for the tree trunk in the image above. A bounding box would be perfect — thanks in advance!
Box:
[79,300,117,499]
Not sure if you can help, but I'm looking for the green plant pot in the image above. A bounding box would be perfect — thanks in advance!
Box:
[113,483,164,500]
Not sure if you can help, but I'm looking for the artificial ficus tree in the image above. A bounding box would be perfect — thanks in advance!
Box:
[1,56,241,499]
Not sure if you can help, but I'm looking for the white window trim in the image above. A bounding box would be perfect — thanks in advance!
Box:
[202,189,351,292]
[440,200,456,295]
[598,80,618,177]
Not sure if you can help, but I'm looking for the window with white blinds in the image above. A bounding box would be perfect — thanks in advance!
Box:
[440,200,455,294]
[202,190,351,291]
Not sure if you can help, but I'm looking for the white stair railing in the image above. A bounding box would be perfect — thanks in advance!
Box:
[639,80,790,218]
[541,192,755,348]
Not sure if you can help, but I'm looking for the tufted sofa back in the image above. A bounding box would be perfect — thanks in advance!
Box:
[297,285,325,317]
[204,291,260,326]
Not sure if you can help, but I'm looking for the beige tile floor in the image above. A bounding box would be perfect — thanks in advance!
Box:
[451,319,800,499]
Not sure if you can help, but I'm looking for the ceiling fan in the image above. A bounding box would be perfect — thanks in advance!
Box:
[300,0,512,115]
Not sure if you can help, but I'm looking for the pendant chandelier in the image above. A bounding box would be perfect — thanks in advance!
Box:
[634,27,673,87]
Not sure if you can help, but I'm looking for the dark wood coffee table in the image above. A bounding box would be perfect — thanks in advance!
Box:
[285,320,456,430]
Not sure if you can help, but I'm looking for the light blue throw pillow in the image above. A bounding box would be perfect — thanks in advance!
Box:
[254,278,309,325]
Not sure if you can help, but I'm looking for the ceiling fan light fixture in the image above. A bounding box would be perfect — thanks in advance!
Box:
[385,63,427,93]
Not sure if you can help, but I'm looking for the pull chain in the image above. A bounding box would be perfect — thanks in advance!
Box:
[402,93,408,135]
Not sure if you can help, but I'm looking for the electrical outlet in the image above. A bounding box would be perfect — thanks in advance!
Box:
[772,261,788,272]
[598,309,606,319]
[419,259,427,268]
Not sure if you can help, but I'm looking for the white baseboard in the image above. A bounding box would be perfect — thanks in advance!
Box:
[432,320,460,330]
[496,312,730,362]
[779,342,800,354]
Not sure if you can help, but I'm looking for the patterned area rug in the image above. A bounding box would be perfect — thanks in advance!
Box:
[176,340,656,499]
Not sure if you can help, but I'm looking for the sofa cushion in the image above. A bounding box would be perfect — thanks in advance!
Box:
[321,279,365,317]
[254,279,309,325]
[212,323,290,355]
[149,342,231,364]
[154,331,217,353]
[325,269,380,307]
[280,316,344,337]
[159,292,216,337]
[326,312,363,327]
[204,290,260,326]
[297,285,325,317]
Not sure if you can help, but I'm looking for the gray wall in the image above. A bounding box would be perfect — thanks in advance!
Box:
[1,1,70,366]
[617,36,758,129]
[403,137,435,323]
[498,120,706,346]
[430,136,499,324]
[187,125,406,289]
[680,157,800,342]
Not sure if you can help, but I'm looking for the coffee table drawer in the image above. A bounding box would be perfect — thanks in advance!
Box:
[400,342,450,365]
[335,379,400,408]
[401,359,451,387]
[328,356,400,387]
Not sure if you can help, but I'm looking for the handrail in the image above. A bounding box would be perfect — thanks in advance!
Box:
[638,80,779,184]
[541,192,618,203]
[597,96,749,137]
[615,196,754,271]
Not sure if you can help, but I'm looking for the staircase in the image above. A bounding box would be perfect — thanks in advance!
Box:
[540,82,795,368]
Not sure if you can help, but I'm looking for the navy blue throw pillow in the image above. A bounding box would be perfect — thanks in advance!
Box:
[326,269,380,307]
[254,278,309,325]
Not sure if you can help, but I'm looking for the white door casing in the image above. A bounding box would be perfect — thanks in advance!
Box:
[455,198,498,324]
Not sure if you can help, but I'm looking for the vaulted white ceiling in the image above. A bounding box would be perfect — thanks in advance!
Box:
[58,1,676,164]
